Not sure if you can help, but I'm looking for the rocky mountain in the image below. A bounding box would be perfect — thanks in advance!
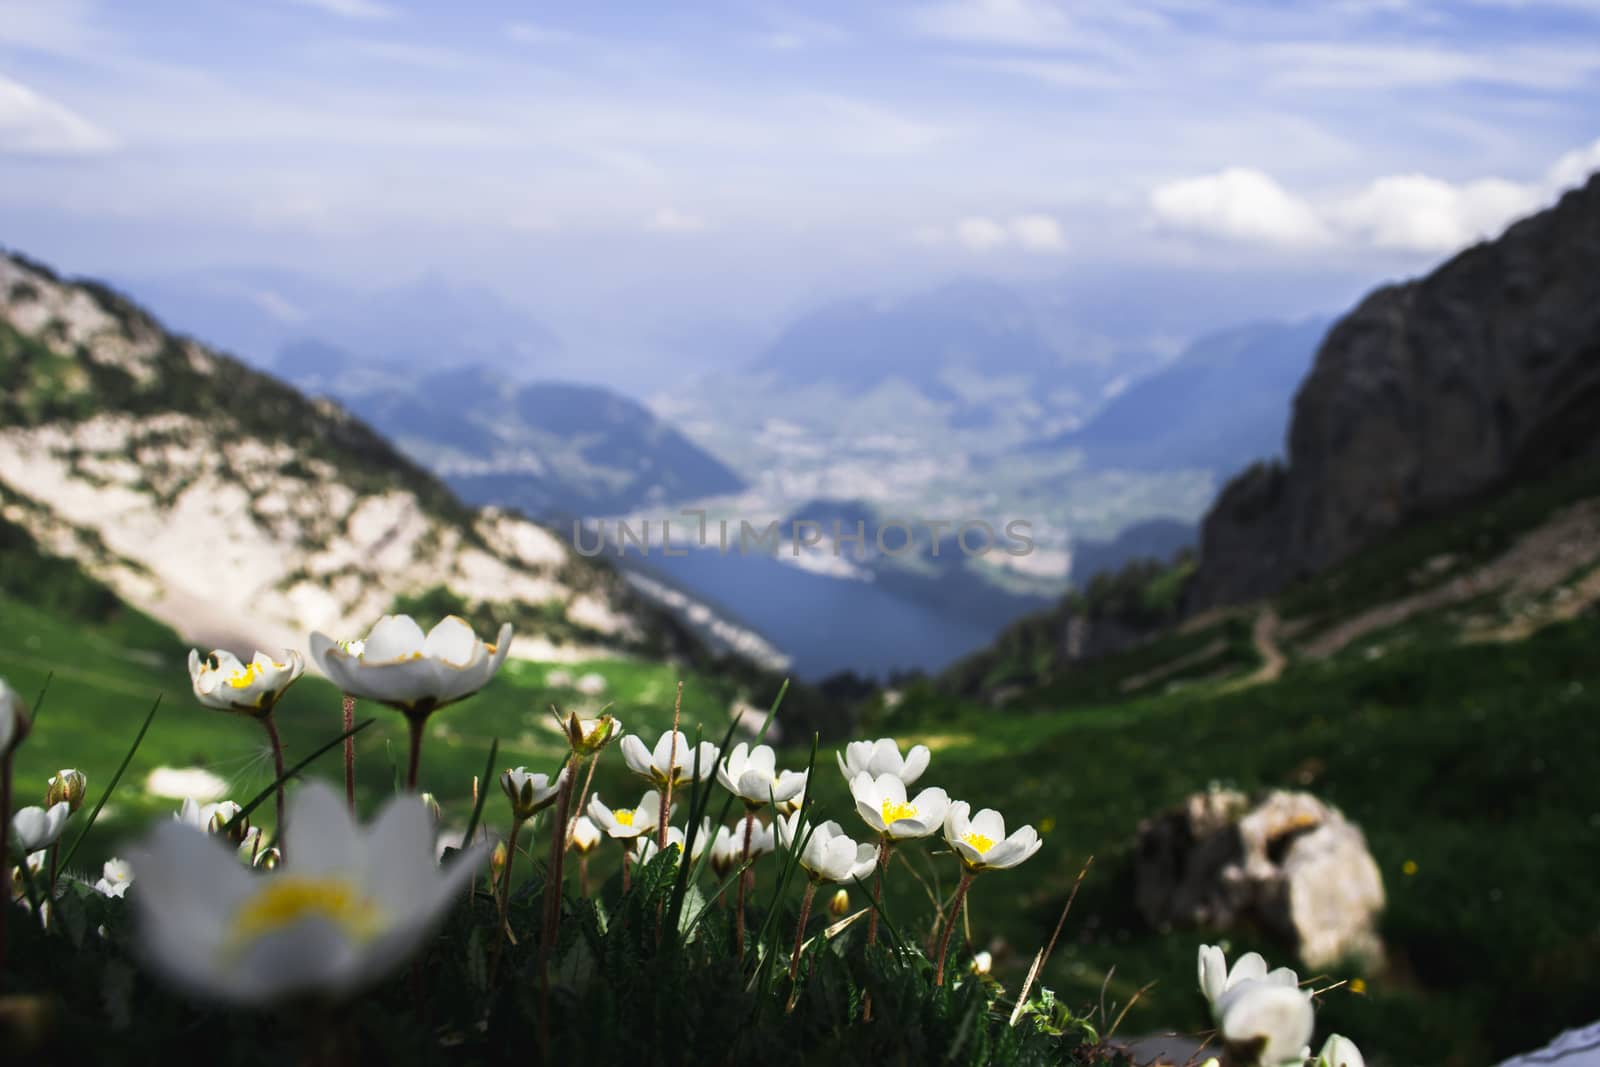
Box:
[1031,318,1329,479]
[1189,173,1600,609]
[0,248,783,670]
[282,353,747,519]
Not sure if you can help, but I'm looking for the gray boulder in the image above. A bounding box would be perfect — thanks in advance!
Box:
[1134,787,1386,970]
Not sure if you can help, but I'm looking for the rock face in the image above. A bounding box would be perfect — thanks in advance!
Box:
[1190,173,1600,608]
[1134,787,1386,970]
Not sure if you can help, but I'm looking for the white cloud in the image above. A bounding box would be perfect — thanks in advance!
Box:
[648,208,707,233]
[923,214,1068,252]
[956,216,1009,250]
[1333,174,1542,252]
[284,0,395,19]
[0,75,115,155]
[1151,136,1600,255]
[1263,41,1600,92]
[1009,213,1068,251]
[1151,168,1331,247]
[1547,137,1600,190]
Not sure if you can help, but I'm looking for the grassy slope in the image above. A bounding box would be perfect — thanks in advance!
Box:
[6,456,1599,1064]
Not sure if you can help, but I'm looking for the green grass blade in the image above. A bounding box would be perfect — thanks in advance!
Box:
[28,672,53,726]
[218,717,375,838]
[55,693,160,882]
[457,737,499,857]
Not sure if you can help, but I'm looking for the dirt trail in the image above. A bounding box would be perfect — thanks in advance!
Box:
[1298,497,1600,659]
[1221,606,1285,691]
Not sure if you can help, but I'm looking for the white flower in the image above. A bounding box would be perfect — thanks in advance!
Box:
[1315,1034,1366,1067]
[634,820,712,865]
[568,816,602,855]
[1216,979,1315,1067]
[0,676,29,755]
[620,731,719,790]
[776,813,877,884]
[1197,945,1299,1016]
[849,772,949,840]
[12,802,70,854]
[717,743,807,807]
[309,615,512,716]
[95,858,134,898]
[586,791,666,841]
[500,766,567,821]
[127,780,485,1004]
[943,802,1041,872]
[836,738,930,786]
[188,649,305,715]
[709,819,775,878]
[970,951,993,976]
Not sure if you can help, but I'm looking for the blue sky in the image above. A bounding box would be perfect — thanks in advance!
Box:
[2,0,1599,362]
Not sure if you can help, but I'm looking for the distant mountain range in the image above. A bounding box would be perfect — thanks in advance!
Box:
[0,248,781,670]
[1031,318,1330,479]
[279,352,746,519]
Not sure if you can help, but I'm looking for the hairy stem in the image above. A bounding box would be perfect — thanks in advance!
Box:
[868,838,893,947]
[341,694,356,814]
[497,817,525,937]
[788,880,819,983]
[736,810,757,961]
[542,765,577,948]
[405,715,426,792]
[261,711,288,855]
[0,755,11,972]
[933,870,976,987]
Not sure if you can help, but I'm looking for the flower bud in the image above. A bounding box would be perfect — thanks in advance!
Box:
[255,847,281,870]
[562,710,622,757]
[46,768,88,813]
[419,792,442,824]
[490,840,509,880]
[829,888,850,918]
[970,951,993,976]
[500,766,564,821]
[207,801,248,844]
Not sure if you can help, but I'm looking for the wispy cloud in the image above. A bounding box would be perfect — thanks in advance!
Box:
[283,0,395,20]
[1262,41,1600,91]
[0,74,115,155]
[648,208,707,233]
[917,213,1068,253]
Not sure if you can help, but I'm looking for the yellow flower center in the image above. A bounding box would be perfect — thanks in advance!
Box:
[961,831,994,855]
[881,799,920,824]
[226,663,262,689]
[614,809,635,827]
[230,876,382,949]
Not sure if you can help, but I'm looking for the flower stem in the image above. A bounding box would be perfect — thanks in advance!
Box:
[579,855,589,898]
[0,754,12,973]
[542,765,577,948]
[659,681,683,852]
[498,817,525,937]
[261,711,287,856]
[736,810,757,962]
[933,870,976,987]
[621,840,633,894]
[341,694,356,814]
[405,715,425,792]
[868,837,893,947]
[788,879,819,983]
